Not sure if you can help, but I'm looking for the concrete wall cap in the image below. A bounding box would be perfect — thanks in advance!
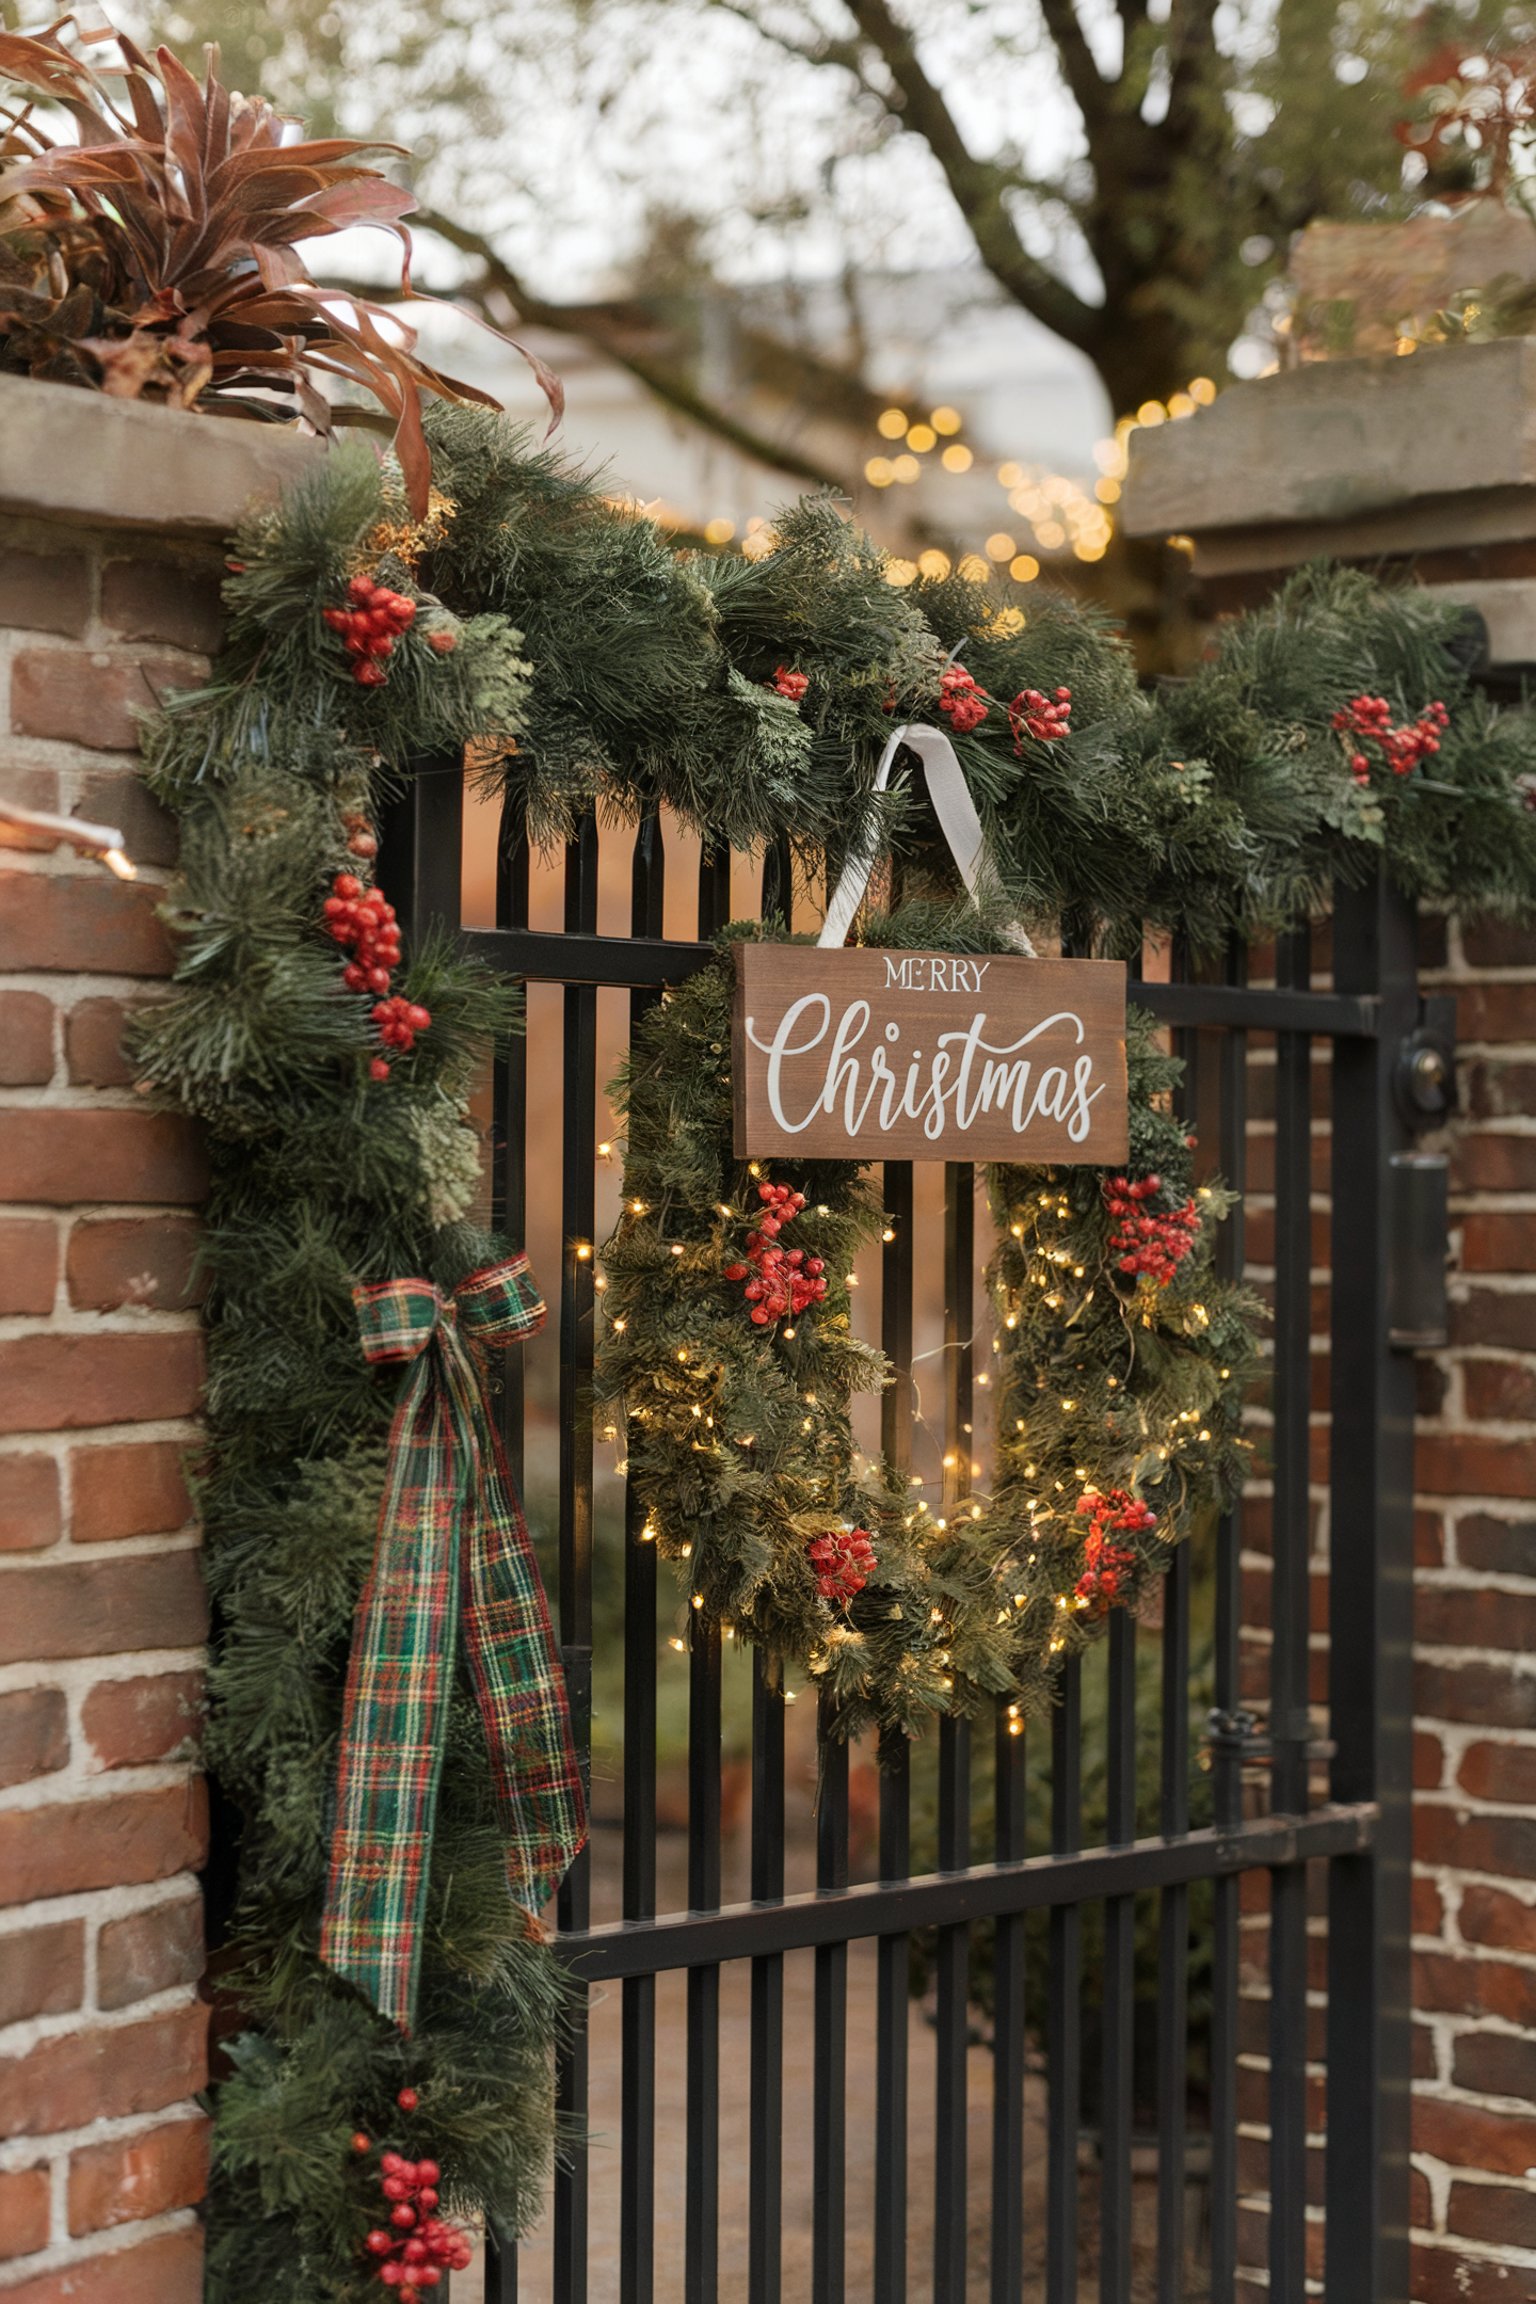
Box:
[1123,338,1536,539]
[0,373,326,535]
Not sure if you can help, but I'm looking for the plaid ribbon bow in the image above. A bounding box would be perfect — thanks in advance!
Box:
[319,1257,586,2032]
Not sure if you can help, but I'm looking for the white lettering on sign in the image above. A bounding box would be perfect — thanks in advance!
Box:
[882,954,993,995]
[732,944,1127,1164]
[746,998,1105,1144]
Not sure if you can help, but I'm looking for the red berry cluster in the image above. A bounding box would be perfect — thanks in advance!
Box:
[1103,1173,1202,1285]
[1074,1488,1157,1612]
[771,666,809,701]
[1008,686,1072,751]
[722,1182,828,1328]
[352,2092,472,2298]
[938,664,989,734]
[1332,694,1448,785]
[324,575,418,687]
[323,873,430,1080]
[374,993,433,1057]
[807,1524,877,1604]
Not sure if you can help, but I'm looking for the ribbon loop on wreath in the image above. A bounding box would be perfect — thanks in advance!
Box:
[819,717,1037,954]
[320,1256,586,2033]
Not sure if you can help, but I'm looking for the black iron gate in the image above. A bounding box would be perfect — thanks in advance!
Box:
[387,762,1442,2304]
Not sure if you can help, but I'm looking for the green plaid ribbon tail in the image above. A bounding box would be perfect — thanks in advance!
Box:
[319,1256,586,2032]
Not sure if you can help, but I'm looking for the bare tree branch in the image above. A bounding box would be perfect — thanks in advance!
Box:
[838,0,1104,353]
[409,208,859,492]
[1030,0,1114,138]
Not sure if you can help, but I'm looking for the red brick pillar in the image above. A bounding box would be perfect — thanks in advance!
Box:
[1409,915,1536,2300]
[0,380,315,2299]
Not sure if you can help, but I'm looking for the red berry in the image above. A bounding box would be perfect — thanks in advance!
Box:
[396,2087,420,2112]
[417,2187,439,2210]
[370,1058,391,1081]
[427,629,459,654]
[349,831,379,858]
[391,2203,417,2229]
[352,2131,372,2154]
[367,2229,395,2255]
[335,875,363,899]
[406,1004,431,1032]
[355,661,389,687]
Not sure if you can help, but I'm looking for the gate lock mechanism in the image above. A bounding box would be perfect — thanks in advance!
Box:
[1389,997,1456,1352]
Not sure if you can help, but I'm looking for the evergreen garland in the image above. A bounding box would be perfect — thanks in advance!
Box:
[131,407,1536,2290]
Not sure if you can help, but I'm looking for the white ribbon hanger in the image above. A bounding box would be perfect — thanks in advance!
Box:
[818,718,1036,955]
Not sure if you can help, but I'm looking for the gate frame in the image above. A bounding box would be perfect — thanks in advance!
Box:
[385,767,1434,2304]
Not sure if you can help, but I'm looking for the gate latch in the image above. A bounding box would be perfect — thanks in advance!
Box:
[1388,994,1456,1351]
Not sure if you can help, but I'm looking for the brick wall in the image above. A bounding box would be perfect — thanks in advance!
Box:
[1411,913,1536,2303]
[0,518,217,2302]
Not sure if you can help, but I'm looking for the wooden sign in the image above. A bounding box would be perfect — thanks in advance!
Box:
[732,944,1128,1164]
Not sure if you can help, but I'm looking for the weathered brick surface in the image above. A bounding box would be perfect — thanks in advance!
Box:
[0,991,56,1085]
[0,1215,59,1314]
[82,1670,204,1769]
[0,1330,204,1434]
[0,1781,208,1906]
[0,868,173,975]
[0,1108,206,1202]
[0,2166,52,2261]
[0,550,89,637]
[101,555,224,655]
[96,1893,203,2013]
[69,1438,191,1544]
[9,647,207,752]
[0,1549,207,1665]
[63,994,142,1088]
[0,1685,69,1788]
[0,1452,61,1551]
[0,2228,204,2304]
[64,1214,202,1312]
[0,1919,85,2027]
[0,2003,207,2138]
[66,2115,209,2236]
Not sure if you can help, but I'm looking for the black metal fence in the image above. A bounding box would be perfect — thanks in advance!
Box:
[387,763,1430,2304]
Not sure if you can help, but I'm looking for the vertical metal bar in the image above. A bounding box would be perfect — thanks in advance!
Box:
[813,1696,850,2304]
[1268,927,1313,2304]
[686,841,729,2304]
[749,1651,785,2304]
[1209,933,1247,2304]
[875,1154,915,2298]
[554,811,599,2304]
[1045,1660,1082,2304]
[1324,871,1417,2304]
[482,788,520,2304]
[621,815,665,2304]
[874,1727,911,2304]
[1156,1539,1191,2304]
[1155,934,1195,2304]
[990,1704,1027,2304]
[933,1712,971,2304]
[492,796,531,1487]
[934,1160,974,2303]
[1100,1611,1137,2304]
[686,1613,722,2304]
[761,833,792,925]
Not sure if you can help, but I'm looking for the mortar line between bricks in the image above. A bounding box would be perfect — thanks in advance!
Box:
[0,2203,200,2290]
